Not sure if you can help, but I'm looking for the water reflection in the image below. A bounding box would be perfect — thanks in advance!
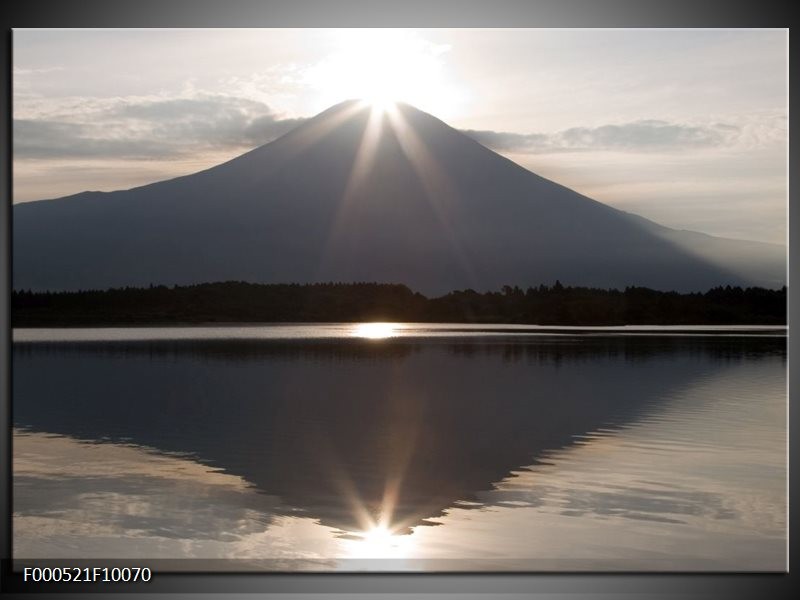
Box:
[343,525,414,560]
[407,357,786,570]
[13,330,786,569]
[13,430,341,567]
[351,322,401,339]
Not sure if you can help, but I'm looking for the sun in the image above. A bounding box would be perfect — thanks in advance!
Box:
[304,29,465,118]
[362,95,397,115]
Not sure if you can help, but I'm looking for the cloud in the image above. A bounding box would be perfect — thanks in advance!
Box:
[15,95,778,163]
[14,119,178,159]
[460,129,551,153]
[14,95,307,160]
[462,120,742,154]
[13,66,65,76]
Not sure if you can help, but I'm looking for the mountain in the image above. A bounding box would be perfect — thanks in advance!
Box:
[12,100,786,294]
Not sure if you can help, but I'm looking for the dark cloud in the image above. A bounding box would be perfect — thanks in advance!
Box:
[14,96,308,160]
[463,120,740,154]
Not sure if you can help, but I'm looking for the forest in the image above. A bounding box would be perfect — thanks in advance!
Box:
[11,281,787,326]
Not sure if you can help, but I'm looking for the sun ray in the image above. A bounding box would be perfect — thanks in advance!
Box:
[342,105,387,199]
[316,442,377,534]
[315,102,393,278]
[385,106,479,288]
[374,388,426,533]
[278,100,364,162]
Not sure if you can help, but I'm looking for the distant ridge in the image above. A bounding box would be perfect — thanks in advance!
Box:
[13,100,786,293]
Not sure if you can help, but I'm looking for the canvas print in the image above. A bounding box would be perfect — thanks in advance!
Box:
[11,28,787,571]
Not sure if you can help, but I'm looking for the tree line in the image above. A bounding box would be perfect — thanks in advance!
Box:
[11,280,787,326]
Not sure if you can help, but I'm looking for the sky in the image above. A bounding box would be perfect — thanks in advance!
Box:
[13,28,787,245]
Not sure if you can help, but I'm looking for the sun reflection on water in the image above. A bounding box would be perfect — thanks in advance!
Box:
[342,524,413,560]
[351,322,400,339]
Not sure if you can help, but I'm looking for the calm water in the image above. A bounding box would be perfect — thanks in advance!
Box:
[13,324,787,571]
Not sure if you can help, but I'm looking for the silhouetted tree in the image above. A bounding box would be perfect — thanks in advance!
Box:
[11,281,787,326]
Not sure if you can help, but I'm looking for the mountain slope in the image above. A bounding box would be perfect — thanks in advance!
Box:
[13,100,786,293]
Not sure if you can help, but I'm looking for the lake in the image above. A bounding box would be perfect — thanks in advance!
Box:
[12,324,787,571]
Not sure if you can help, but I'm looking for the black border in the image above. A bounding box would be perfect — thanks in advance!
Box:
[0,1,794,597]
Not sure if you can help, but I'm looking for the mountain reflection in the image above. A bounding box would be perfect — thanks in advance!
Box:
[13,334,784,538]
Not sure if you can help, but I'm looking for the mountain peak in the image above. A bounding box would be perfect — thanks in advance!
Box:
[13,101,786,293]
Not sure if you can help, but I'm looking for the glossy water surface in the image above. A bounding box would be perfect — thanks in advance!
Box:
[13,324,787,571]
